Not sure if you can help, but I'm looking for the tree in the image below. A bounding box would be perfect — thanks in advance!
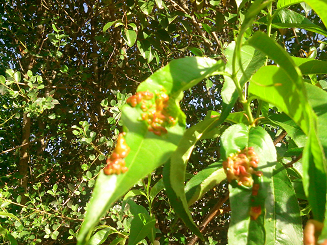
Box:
[1,0,327,244]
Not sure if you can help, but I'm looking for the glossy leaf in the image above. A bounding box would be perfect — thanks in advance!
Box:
[272,162,303,244]
[305,83,327,242]
[127,200,156,245]
[163,117,225,238]
[185,161,226,206]
[77,57,222,244]
[258,9,327,36]
[137,40,154,63]
[305,83,327,156]
[138,0,155,15]
[222,42,266,105]
[277,0,302,9]
[269,113,306,148]
[249,65,327,222]
[221,124,277,244]
[123,29,137,47]
[89,227,116,245]
[248,35,327,226]
[303,0,327,29]
[149,179,165,201]
[292,57,327,75]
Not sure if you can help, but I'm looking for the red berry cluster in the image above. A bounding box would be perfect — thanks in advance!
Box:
[103,133,130,175]
[127,90,176,136]
[223,147,262,187]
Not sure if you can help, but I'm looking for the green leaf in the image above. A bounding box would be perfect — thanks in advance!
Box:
[163,117,225,239]
[149,179,165,201]
[277,0,302,9]
[248,33,327,225]
[292,57,327,75]
[6,233,18,245]
[306,83,327,158]
[127,200,156,245]
[138,0,155,15]
[137,57,224,125]
[272,162,303,244]
[249,66,327,221]
[221,125,276,244]
[303,0,327,29]
[51,230,59,240]
[103,21,120,32]
[0,211,22,224]
[89,227,116,245]
[185,161,226,206]
[14,71,21,83]
[247,33,308,133]
[222,42,266,105]
[269,113,306,148]
[258,9,327,36]
[155,0,164,9]
[137,40,154,63]
[188,47,203,56]
[123,29,137,47]
[78,57,221,245]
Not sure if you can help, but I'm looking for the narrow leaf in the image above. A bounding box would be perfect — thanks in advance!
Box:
[277,0,302,9]
[303,0,327,29]
[164,117,225,238]
[258,9,327,36]
[248,37,327,227]
[292,57,327,75]
[221,125,277,244]
[185,161,226,206]
[78,57,221,244]
[272,162,303,244]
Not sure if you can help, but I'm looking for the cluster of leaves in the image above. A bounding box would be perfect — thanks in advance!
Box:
[76,0,327,244]
[1,0,327,244]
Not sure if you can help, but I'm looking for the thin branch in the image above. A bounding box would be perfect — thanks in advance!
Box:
[167,0,217,54]
[273,130,287,146]
[284,153,302,168]
[187,192,229,245]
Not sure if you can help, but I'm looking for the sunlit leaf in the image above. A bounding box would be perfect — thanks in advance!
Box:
[221,125,276,244]
[303,0,327,29]
[77,57,222,244]
[164,117,225,238]
[185,161,226,206]
[248,35,327,229]
[258,9,327,36]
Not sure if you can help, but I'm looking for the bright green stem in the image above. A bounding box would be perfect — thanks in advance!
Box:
[256,100,263,119]
[231,74,254,125]
[266,2,273,37]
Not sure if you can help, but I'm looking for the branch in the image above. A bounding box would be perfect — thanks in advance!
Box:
[273,130,287,146]
[187,191,229,245]
[168,0,217,54]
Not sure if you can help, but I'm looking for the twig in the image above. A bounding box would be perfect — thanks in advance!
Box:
[284,153,302,168]
[187,192,229,245]
[168,0,217,54]
[273,130,287,146]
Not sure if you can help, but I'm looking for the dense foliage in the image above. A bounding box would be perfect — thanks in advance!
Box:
[1,0,327,244]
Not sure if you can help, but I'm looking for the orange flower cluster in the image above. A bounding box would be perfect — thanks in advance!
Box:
[127,90,176,136]
[103,133,130,175]
[223,147,262,187]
